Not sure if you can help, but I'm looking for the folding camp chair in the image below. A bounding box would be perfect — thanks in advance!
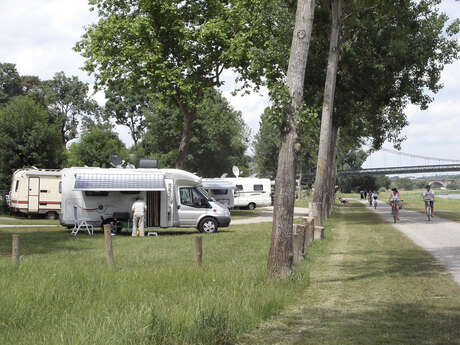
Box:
[71,206,94,236]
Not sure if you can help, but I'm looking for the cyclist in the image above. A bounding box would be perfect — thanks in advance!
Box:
[422,185,435,218]
[388,188,400,220]
[372,191,379,207]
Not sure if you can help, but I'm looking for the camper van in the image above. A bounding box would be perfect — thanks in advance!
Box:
[9,169,62,219]
[60,167,231,233]
[224,177,272,209]
[202,179,236,208]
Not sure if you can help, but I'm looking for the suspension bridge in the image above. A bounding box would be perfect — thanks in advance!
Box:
[341,148,460,176]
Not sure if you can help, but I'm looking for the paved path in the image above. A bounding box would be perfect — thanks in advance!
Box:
[364,199,460,286]
[231,207,309,225]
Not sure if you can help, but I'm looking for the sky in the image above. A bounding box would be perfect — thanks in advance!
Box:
[0,0,458,167]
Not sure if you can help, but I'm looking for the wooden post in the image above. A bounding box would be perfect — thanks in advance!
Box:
[293,224,305,264]
[11,234,20,266]
[302,217,315,248]
[314,226,325,240]
[194,236,202,266]
[103,224,115,269]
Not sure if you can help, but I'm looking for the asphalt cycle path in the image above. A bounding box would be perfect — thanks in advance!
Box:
[363,199,460,287]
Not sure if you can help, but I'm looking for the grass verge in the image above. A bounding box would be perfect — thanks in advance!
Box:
[0,221,327,345]
[240,202,460,345]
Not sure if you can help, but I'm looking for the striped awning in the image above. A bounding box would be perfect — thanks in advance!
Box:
[202,180,236,190]
[74,173,165,191]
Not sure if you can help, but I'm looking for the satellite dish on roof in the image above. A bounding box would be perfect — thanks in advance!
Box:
[110,154,122,167]
[232,166,240,178]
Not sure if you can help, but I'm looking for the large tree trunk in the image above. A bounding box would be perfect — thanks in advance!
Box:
[312,0,343,225]
[267,0,316,280]
[175,101,195,170]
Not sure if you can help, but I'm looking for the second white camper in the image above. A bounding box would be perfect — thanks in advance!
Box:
[60,167,231,233]
[225,177,272,209]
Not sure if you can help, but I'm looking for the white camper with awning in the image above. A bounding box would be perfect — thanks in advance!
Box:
[202,178,236,208]
[60,167,231,233]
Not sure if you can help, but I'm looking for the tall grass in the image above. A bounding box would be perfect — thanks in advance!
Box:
[0,222,322,345]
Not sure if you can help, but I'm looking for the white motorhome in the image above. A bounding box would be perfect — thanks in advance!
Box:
[224,177,272,209]
[9,169,62,219]
[202,179,236,208]
[60,167,231,233]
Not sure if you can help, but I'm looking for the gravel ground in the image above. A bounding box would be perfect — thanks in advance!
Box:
[231,207,309,225]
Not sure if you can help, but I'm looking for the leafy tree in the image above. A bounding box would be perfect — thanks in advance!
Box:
[104,81,148,148]
[42,72,101,146]
[141,90,249,177]
[0,96,63,189]
[375,175,391,190]
[66,122,126,168]
[75,0,246,169]
[394,177,415,191]
[0,63,23,104]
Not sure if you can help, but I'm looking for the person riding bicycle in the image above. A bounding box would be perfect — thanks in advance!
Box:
[422,185,435,218]
[388,188,400,220]
[372,191,379,202]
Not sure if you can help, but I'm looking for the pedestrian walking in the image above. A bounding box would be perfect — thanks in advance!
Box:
[131,196,147,237]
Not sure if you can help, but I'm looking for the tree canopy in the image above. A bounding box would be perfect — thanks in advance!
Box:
[141,90,249,177]
[0,96,63,189]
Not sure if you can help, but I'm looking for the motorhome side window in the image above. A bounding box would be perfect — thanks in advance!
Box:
[236,185,243,191]
[59,182,62,194]
[15,180,19,192]
[84,191,109,197]
[211,189,228,195]
[180,187,207,207]
[254,184,264,191]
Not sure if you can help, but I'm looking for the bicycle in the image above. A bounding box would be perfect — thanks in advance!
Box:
[425,200,433,221]
[373,198,378,209]
[390,200,399,223]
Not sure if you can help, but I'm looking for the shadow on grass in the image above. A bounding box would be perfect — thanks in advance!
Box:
[294,303,460,345]
[90,229,235,237]
[323,248,442,283]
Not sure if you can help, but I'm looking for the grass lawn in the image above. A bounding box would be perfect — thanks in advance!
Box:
[0,222,327,345]
[294,194,312,208]
[0,214,61,225]
[241,202,460,345]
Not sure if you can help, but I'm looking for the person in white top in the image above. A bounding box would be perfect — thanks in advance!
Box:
[422,185,435,217]
[388,188,400,220]
[131,196,147,237]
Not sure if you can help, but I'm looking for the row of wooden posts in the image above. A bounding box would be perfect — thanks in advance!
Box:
[4,220,325,268]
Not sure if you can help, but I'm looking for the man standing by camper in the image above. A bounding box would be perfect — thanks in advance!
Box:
[131,196,147,237]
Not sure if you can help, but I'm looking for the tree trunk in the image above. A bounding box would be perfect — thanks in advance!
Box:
[175,101,195,170]
[312,0,343,225]
[267,0,316,280]
[326,125,339,216]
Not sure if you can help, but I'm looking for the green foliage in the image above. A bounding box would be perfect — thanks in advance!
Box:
[43,72,101,145]
[141,90,249,176]
[375,175,391,190]
[338,174,377,193]
[0,96,63,189]
[0,63,23,104]
[394,177,415,191]
[66,122,126,168]
[446,183,458,190]
[415,179,429,189]
[253,106,319,179]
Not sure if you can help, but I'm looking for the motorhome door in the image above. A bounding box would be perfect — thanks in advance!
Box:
[177,187,207,226]
[28,177,40,213]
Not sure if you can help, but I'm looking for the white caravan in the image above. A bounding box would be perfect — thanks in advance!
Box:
[202,179,236,208]
[8,169,62,219]
[224,177,272,209]
[60,167,231,233]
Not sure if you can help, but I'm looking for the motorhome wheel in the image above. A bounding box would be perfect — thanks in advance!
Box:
[199,217,218,233]
[45,211,58,220]
[248,202,256,210]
